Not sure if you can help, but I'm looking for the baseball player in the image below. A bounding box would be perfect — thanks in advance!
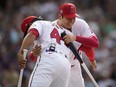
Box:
[53,3,99,87]
[18,16,75,87]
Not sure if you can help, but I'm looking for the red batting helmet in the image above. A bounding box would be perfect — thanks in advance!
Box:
[59,3,78,18]
[21,16,37,33]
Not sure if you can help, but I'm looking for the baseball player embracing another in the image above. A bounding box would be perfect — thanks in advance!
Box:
[26,2,99,87]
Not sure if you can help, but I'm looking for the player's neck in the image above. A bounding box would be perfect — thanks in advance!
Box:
[57,20,64,29]
[57,20,72,31]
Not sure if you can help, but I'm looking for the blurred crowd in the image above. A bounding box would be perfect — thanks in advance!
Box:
[0,0,116,87]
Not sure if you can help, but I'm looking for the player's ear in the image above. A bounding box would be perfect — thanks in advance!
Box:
[58,14,63,20]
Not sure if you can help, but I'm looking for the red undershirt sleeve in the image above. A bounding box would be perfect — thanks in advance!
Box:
[79,45,95,62]
[28,28,39,39]
[29,51,37,62]
[76,36,99,48]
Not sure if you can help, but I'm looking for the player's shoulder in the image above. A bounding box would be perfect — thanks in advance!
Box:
[37,20,51,24]
[34,20,52,26]
[75,17,87,24]
[73,17,88,27]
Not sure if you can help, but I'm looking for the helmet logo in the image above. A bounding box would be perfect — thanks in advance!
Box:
[25,23,28,27]
[70,6,74,13]
[60,10,63,14]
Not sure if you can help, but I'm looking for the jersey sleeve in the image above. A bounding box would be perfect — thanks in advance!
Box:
[79,19,95,37]
[28,21,43,38]
[73,19,99,48]
[28,29,39,39]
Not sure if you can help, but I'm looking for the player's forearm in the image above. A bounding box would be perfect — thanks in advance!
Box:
[18,32,36,54]
[76,36,99,48]
[18,32,36,69]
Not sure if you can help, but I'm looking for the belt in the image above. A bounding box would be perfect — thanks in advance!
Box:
[46,50,67,58]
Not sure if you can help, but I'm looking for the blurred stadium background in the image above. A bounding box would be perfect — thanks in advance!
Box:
[0,0,116,87]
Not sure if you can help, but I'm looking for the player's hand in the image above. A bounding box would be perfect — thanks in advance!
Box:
[18,53,27,69]
[91,60,97,70]
[63,34,76,44]
[32,45,41,56]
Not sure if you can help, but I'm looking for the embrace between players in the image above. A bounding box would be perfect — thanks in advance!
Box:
[18,3,99,87]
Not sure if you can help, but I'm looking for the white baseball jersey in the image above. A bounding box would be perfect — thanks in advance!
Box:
[52,17,96,87]
[28,20,72,87]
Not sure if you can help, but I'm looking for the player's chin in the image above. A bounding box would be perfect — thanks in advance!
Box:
[67,26,72,30]
[67,24,73,29]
